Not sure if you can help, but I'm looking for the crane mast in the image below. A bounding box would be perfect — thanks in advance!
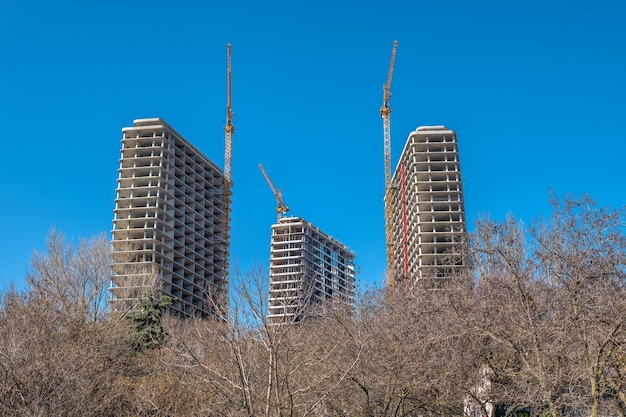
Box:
[224,43,234,181]
[258,164,289,221]
[222,43,234,304]
[382,40,398,286]
[381,40,398,188]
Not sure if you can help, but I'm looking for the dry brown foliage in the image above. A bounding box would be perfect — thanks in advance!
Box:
[0,195,623,416]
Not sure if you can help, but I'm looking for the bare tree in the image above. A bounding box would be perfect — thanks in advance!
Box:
[531,194,626,416]
[2,195,623,416]
[323,284,474,417]
[0,229,185,416]
[165,264,362,417]
[0,286,155,416]
[27,228,112,322]
[466,194,626,417]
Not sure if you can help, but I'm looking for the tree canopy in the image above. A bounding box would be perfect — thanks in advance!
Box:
[0,195,624,416]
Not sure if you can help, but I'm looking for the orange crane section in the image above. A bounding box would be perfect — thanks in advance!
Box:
[382,40,398,286]
[258,164,289,221]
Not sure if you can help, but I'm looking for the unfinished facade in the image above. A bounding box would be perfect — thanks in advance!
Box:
[268,217,355,323]
[110,118,229,318]
[386,126,466,287]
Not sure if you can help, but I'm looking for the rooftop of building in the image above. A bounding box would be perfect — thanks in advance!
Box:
[387,125,458,188]
[121,117,224,175]
[272,216,355,257]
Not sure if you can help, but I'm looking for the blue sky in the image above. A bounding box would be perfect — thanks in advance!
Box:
[1,0,624,290]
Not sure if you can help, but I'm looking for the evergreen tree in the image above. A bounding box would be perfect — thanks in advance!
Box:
[127,294,172,351]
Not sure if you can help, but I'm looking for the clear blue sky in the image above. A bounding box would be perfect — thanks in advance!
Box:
[1,0,625,290]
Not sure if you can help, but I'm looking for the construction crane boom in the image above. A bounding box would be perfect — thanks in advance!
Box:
[258,164,289,220]
[224,43,234,182]
[381,40,398,189]
[221,43,234,310]
[382,40,398,287]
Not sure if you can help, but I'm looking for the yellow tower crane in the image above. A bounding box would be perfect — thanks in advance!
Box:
[222,43,234,294]
[258,164,289,221]
[381,40,398,286]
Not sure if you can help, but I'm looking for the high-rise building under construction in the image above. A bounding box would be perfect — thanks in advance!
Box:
[110,118,229,318]
[268,217,355,323]
[386,126,466,287]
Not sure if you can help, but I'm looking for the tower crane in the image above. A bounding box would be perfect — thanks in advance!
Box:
[222,43,234,298]
[381,40,398,286]
[258,164,289,221]
[224,43,234,182]
[381,40,398,189]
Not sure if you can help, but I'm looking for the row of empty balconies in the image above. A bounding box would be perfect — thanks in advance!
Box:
[268,217,355,322]
[121,129,222,181]
[386,128,466,283]
[271,229,353,263]
[115,176,224,213]
[112,121,228,318]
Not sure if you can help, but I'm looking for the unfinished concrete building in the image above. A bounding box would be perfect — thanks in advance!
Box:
[268,217,355,324]
[386,126,466,287]
[110,118,229,318]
